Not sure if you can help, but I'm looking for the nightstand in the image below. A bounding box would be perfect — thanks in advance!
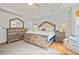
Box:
[55,31,65,42]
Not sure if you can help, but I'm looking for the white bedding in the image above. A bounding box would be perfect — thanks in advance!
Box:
[26,31,55,35]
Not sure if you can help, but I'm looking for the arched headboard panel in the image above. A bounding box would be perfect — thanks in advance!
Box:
[38,21,56,32]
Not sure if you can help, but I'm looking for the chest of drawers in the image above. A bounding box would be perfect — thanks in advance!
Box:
[7,28,27,43]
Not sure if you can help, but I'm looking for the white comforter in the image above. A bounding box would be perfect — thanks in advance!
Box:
[26,31,55,35]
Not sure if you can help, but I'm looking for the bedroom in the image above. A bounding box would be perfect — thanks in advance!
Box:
[0,3,79,55]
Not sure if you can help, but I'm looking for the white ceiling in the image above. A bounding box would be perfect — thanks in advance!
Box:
[0,3,77,19]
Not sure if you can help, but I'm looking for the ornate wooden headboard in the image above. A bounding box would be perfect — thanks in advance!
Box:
[38,21,56,32]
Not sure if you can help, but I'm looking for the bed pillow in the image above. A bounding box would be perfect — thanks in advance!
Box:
[46,27,54,32]
[48,35,55,42]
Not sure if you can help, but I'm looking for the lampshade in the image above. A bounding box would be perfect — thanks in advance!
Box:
[60,23,68,32]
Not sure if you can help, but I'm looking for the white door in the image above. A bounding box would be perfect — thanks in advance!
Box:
[0,27,6,43]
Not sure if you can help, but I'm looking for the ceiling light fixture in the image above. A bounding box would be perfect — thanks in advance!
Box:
[28,3,33,6]
[28,3,40,7]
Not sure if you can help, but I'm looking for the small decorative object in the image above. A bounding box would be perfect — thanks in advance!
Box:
[34,23,38,30]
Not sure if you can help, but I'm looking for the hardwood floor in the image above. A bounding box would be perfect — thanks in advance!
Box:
[49,41,65,55]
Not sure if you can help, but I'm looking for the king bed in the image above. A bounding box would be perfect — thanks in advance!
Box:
[24,21,56,49]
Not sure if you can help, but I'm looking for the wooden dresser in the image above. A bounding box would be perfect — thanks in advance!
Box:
[7,28,27,43]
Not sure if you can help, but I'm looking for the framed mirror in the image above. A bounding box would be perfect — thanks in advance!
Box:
[9,18,24,28]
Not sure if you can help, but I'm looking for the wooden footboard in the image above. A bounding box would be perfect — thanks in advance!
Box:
[24,33,48,49]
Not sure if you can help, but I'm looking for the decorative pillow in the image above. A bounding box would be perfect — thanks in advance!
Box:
[46,27,54,31]
[41,28,46,31]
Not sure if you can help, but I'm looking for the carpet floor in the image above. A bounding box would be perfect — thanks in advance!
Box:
[0,40,59,55]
